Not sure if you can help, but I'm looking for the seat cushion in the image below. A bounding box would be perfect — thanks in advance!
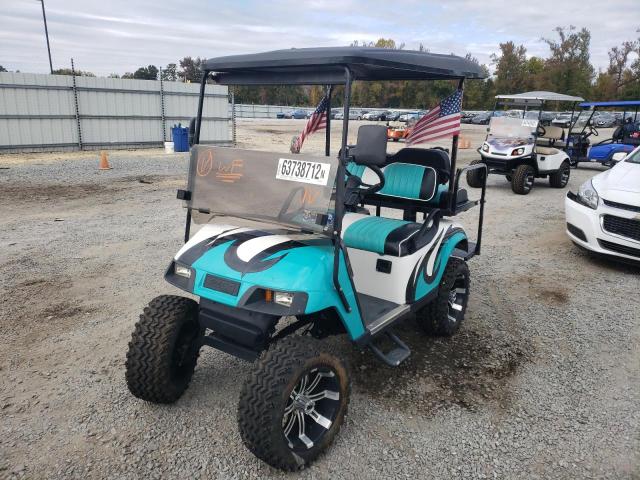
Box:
[536,146,559,155]
[342,213,421,256]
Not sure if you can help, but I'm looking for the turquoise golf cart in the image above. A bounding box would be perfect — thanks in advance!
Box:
[125,47,487,470]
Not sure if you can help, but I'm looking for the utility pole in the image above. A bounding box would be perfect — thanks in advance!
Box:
[38,0,53,73]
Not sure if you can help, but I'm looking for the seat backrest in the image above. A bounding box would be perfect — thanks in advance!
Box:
[346,161,438,202]
[379,163,437,201]
[387,147,451,184]
[352,125,388,166]
[540,125,564,140]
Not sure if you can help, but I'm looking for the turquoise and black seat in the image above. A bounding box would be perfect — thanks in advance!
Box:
[342,213,432,256]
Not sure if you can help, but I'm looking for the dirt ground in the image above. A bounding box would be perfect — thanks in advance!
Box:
[1,120,638,479]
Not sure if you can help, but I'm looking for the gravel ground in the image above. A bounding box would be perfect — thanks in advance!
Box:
[1,121,638,479]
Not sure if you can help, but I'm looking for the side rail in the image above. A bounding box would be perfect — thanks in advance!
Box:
[451,162,488,257]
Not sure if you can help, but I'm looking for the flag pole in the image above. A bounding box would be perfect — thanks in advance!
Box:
[448,78,465,212]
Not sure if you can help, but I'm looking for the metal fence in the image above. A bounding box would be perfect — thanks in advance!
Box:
[0,72,231,153]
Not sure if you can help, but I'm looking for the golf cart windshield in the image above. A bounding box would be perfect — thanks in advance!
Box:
[186,145,339,234]
[488,116,537,139]
[572,110,592,130]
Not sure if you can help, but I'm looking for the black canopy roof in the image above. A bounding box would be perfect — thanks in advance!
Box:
[204,47,486,85]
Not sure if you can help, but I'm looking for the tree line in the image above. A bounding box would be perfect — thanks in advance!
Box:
[2,26,639,109]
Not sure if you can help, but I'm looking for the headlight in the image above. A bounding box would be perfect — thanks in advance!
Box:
[174,264,191,278]
[481,143,489,152]
[577,180,599,209]
[274,291,294,307]
[511,147,525,156]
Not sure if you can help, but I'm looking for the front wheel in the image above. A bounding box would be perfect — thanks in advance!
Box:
[511,164,535,195]
[549,160,571,188]
[238,337,350,471]
[125,295,202,404]
[466,160,486,188]
[416,258,470,336]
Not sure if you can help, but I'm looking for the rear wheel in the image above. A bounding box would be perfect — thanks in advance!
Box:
[511,164,535,195]
[238,337,350,471]
[416,258,470,337]
[549,160,570,188]
[125,295,202,404]
[466,160,486,188]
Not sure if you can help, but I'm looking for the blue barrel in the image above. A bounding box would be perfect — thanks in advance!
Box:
[171,124,190,152]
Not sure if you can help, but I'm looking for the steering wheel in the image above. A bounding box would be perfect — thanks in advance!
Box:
[345,164,385,195]
[589,125,598,137]
[536,125,546,137]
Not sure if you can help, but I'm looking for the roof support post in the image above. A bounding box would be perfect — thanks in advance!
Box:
[194,72,207,144]
[332,68,353,313]
[325,85,333,157]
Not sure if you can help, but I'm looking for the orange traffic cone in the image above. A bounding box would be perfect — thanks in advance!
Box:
[458,136,472,149]
[99,151,112,170]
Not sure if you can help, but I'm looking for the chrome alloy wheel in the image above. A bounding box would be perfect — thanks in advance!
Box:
[282,367,340,451]
[447,272,469,326]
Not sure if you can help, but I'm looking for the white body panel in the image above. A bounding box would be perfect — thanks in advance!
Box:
[345,218,459,304]
[565,155,640,261]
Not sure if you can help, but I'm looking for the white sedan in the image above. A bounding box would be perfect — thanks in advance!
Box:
[565,147,640,263]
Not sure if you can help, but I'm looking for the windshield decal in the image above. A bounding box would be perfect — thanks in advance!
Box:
[276,158,331,186]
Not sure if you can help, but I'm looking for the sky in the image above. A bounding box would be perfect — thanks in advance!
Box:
[1,0,638,77]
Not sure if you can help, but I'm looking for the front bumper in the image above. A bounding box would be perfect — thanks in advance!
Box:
[565,192,640,261]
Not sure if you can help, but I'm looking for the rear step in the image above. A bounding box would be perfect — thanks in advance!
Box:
[368,331,411,367]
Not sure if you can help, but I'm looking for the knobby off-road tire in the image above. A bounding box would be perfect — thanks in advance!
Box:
[238,336,350,471]
[466,160,486,188]
[125,295,202,404]
[549,160,571,188]
[416,258,470,337]
[511,164,535,195]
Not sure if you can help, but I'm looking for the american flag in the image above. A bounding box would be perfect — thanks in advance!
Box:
[407,90,463,146]
[292,96,328,153]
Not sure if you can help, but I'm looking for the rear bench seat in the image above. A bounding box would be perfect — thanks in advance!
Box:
[342,148,463,257]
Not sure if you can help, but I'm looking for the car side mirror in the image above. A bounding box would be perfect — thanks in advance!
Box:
[188,117,196,147]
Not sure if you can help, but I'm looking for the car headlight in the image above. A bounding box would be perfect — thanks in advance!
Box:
[482,143,489,152]
[577,179,599,209]
[174,263,191,278]
[511,147,525,156]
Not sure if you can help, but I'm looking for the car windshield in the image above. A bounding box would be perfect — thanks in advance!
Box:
[488,116,537,138]
[625,148,640,164]
[186,145,339,234]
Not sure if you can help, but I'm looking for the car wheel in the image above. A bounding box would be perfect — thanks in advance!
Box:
[549,161,570,188]
[511,164,535,195]
[466,160,486,188]
[416,258,470,337]
[125,295,202,404]
[238,336,350,471]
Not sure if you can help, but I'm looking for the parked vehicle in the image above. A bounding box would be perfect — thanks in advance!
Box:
[551,113,573,128]
[384,110,401,121]
[525,111,555,126]
[287,109,308,119]
[594,113,618,128]
[567,100,640,167]
[399,111,420,122]
[470,112,492,125]
[467,91,583,195]
[461,111,476,123]
[334,110,362,120]
[124,46,487,471]
[363,110,387,120]
[565,145,640,264]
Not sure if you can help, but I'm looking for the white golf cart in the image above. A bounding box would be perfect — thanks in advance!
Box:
[467,91,584,194]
